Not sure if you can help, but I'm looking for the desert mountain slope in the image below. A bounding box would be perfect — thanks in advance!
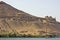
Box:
[0,1,60,36]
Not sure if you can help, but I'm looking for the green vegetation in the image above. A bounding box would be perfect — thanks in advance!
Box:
[0,33,59,38]
[43,34,57,38]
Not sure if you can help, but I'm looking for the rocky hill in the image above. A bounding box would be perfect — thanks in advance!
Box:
[0,1,60,37]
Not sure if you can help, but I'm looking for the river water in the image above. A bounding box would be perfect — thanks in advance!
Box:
[0,38,60,40]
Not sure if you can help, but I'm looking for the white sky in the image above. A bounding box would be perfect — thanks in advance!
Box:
[1,0,60,22]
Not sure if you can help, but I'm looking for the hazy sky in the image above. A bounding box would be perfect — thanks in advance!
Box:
[1,0,60,22]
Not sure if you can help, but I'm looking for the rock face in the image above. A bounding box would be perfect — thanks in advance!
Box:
[0,1,60,36]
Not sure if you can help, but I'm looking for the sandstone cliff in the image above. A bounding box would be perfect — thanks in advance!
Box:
[0,1,60,36]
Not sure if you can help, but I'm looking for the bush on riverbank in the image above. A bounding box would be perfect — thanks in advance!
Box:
[0,33,59,38]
